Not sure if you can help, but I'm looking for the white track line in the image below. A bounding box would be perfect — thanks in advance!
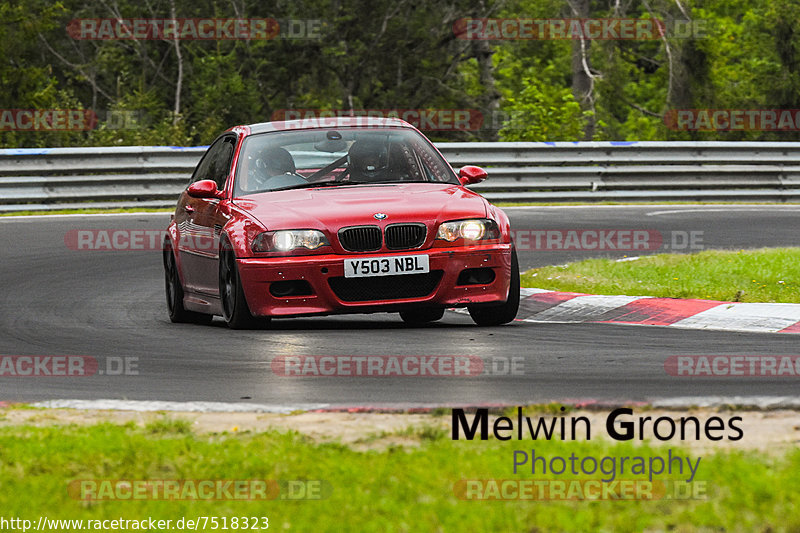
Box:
[651,396,800,409]
[32,399,330,413]
[28,397,800,412]
[647,207,800,216]
[0,212,170,221]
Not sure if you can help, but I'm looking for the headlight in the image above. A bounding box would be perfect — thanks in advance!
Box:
[252,230,330,252]
[435,219,500,243]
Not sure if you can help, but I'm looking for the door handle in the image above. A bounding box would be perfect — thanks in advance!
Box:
[184,205,195,213]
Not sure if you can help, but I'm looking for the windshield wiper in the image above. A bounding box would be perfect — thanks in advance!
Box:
[311,180,367,187]
[268,180,366,192]
[360,180,433,184]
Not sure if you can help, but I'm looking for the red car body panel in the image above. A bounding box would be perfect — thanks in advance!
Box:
[166,118,514,319]
[236,245,512,317]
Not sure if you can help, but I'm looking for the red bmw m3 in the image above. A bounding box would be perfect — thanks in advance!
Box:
[163,117,519,329]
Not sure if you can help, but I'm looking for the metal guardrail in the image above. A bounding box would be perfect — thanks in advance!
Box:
[2,142,800,211]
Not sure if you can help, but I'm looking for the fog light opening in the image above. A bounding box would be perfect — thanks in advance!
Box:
[269,280,313,297]
[456,268,495,286]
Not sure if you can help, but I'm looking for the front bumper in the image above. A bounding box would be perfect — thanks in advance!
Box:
[236,244,512,317]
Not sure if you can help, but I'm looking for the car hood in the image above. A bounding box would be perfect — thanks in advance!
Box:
[232,183,489,230]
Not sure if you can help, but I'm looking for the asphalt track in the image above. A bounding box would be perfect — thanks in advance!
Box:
[1,205,798,408]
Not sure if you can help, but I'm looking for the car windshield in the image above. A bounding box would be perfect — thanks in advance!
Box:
[233,127,459,196]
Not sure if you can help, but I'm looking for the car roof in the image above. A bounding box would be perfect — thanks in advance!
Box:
[234,116,417,135]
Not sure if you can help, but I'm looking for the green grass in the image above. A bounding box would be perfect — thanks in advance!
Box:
[143,416,194,435]
[1,418,799,532]
[521,248,800,303]
[0,207,172,216]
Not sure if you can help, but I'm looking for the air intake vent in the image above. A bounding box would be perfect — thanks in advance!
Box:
[385,223,426,250]
[329,271,443,302]
[338,226,382,252]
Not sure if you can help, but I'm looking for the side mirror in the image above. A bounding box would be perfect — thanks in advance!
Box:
[458,165,488,186]
[187,179,221,199]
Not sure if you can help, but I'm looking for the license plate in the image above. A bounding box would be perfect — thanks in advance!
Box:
[344,255,430,278]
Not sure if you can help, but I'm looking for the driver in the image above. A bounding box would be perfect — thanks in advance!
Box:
[347,139,390,182]
[257,146,297,177]
[249,147,306,191]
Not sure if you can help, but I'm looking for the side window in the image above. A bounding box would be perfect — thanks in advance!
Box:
[190,136,236,190]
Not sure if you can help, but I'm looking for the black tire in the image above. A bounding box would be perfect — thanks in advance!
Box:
[399,307,445,325]
[219,241,269,330]
[468,247,520,326]
[163,245,213,325]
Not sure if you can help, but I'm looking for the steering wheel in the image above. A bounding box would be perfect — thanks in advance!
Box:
[262,173,308,190]
[249,168,307,191]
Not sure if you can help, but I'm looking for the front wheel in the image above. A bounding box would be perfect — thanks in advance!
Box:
[399,307,445,325]
[468,247,520,326]
[219,242,269,329]
[163,246,213,325]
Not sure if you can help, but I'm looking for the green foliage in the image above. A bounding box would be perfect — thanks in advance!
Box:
[498,66,590,141]
[1,0,799,146]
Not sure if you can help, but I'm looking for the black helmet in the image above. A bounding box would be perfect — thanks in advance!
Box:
[347,139,389,180]
[257,147,296,176]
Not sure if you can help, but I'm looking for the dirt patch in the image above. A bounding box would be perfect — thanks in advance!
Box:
[1,407,799,453]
